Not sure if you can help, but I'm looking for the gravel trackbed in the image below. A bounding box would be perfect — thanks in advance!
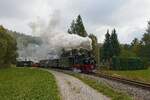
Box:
[49,70,110,100]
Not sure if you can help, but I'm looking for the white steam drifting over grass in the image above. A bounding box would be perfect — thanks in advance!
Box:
[20,11,92,61]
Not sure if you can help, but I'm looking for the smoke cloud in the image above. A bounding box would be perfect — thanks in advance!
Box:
[19,11,92,61]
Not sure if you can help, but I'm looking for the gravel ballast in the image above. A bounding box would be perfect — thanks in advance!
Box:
[84,74,150,100]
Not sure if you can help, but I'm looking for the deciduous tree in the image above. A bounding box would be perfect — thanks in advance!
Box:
[0,25,18,67]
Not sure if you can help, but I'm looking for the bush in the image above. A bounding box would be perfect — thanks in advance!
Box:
[0,25,17,67]
[112,57,145,70]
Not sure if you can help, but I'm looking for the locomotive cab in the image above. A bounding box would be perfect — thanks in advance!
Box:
[72,55,96,73]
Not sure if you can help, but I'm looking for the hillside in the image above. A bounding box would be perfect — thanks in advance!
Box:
[6,30,42,60]
[7,30,42,47]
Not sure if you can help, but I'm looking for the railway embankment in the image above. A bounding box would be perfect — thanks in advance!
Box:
[97,68,150,83]
[86,74,150,100]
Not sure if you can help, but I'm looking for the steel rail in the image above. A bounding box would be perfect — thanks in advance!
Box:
[92,72,150,91]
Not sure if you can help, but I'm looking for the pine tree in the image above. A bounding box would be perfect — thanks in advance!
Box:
[110,29,121,57]
[68,15,87,37]
[67,15,88,59]
[102,30,112,62]
[68,20,76,34]
[75,15,87,37]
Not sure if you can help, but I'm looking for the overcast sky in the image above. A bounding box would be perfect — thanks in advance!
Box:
[0,0,150,43]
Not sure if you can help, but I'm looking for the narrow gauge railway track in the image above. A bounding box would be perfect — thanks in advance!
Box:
[50,68,150,91]
[92,72,150,91]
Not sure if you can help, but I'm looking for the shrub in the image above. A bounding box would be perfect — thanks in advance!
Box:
[112,57,145,70]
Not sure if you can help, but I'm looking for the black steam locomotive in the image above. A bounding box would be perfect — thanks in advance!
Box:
[39,51,96,73]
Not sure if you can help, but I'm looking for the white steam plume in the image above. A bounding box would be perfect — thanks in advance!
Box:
[21,11,92,61]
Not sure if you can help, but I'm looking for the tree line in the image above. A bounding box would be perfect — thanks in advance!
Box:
[0,25,17,67]
[122,22,150,66]
[68,15,150,68]
[100,29,120,66]
[101,22,150,68]
[0,14,149,68]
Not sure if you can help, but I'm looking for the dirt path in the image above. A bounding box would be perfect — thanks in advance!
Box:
[49,70,110,100]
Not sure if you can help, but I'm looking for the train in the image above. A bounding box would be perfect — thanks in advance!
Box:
[16,51,96,73]
[16,61,33,67]
[39,53,96,73]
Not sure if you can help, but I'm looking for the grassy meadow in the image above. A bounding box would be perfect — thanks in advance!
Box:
[0,67,60,100]
[99,68,150,83]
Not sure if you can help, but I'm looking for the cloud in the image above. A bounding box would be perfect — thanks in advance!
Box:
[0,0,149,43]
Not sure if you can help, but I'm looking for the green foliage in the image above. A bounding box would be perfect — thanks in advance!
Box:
[101,29,121,63]
[112,57,145,70]
[139,45,150,66]
[119,21,150,67]
[130,38,141,56]
[137,21,150,66]
[68,20,76,34]
[0,25,18,67]
[142,21,150,45]
[122,44,131,51]
[101,30,112,62]
[110,29,121,56]
[0,67,60,100]
[131,38,140,46]
[119,49,137,58]
[103,68,150,83]
[68,15,87,37]
[142,33,150,45]
[89,34,99,64]
[120,44,134,58]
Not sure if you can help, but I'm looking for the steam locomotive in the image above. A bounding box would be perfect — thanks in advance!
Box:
[39,52,96,73]
[16,50,96,73]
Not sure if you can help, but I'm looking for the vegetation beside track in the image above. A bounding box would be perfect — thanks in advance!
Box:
[0,67,60,100]
[62,71,132,100]
[99,68,150,83]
